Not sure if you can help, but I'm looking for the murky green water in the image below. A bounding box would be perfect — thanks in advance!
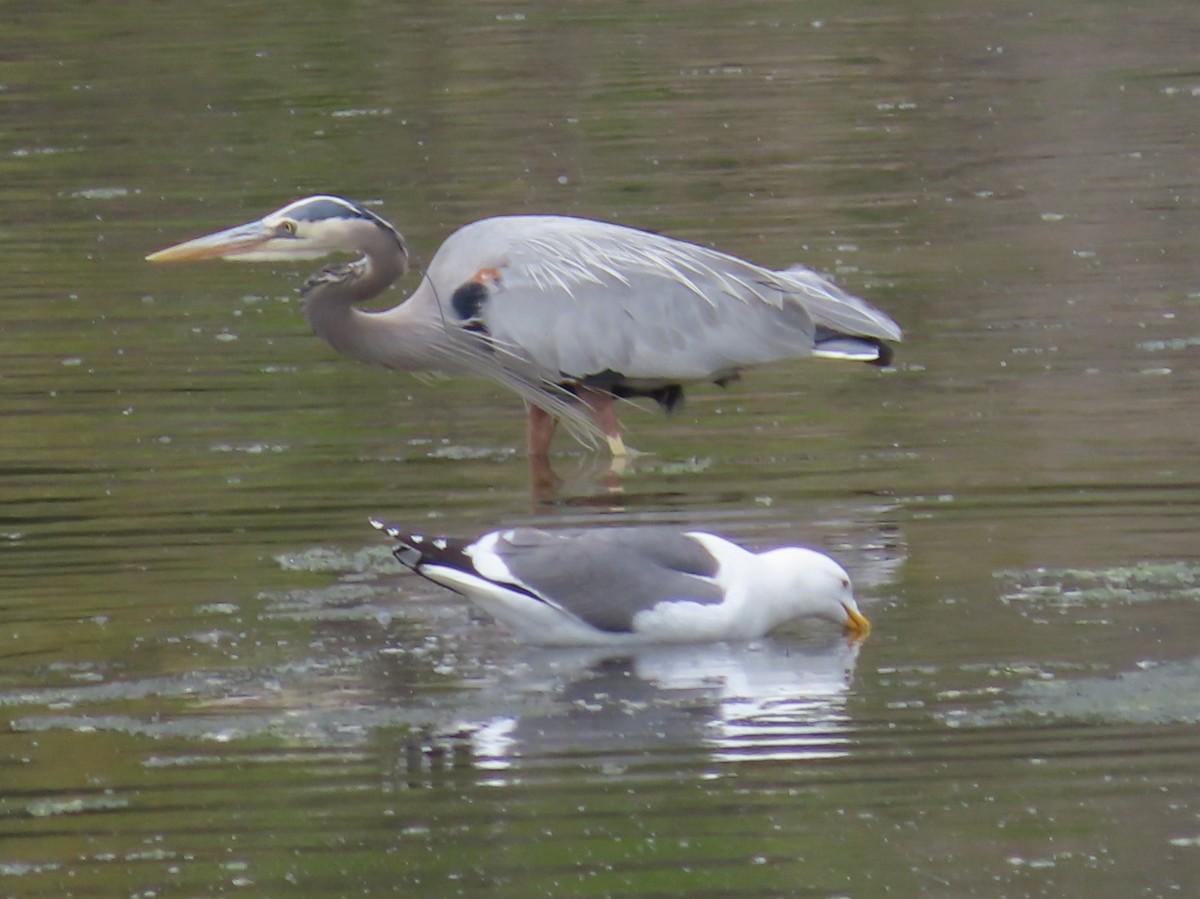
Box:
[3,1,1199,895]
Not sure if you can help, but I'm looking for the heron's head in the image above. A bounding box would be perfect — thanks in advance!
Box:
[146,196,407,265]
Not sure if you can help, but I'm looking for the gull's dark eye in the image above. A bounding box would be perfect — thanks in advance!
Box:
[841,577,851,589]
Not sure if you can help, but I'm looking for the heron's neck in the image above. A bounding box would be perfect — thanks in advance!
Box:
[301,251,445,371]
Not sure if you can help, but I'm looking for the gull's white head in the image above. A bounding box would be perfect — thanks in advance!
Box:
[761,546,870,637]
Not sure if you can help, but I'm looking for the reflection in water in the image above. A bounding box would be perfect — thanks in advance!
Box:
[672,641,861,763]
[388,638,862,787]
[528,448,628,502]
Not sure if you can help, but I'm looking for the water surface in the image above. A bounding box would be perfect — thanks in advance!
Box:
[2,1,1199,895]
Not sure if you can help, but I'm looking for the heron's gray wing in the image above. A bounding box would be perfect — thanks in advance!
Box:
[485,218,821,383]
[494,527,726,634]
[430,217,878,386]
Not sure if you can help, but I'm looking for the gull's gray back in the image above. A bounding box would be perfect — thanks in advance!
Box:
[493,526,727,633]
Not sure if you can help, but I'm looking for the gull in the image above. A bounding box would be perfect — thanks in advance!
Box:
[371,519,870,646]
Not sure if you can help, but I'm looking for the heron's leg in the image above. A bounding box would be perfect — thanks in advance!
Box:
[527,403,558,458]
[577,387,627,457]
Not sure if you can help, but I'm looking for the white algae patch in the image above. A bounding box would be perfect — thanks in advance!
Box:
[274,545,399,574]
[27,794,130,817]
[946,658,1200,726]
[426,443,517,462]
[945,562,1200,725]
[998,561,1200,608]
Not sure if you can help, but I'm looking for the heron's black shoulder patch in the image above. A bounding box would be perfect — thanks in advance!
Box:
[451,281,487,320]
[451,281,491,335]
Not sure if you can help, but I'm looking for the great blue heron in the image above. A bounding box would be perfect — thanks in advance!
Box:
[147,196,901,458]
[370,518,870,646]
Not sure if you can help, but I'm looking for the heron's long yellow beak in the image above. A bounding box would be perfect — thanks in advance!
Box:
[146,221,276,263]
[843,604,871,638]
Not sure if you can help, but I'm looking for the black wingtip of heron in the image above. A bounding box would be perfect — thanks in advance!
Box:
[869,341,895,367]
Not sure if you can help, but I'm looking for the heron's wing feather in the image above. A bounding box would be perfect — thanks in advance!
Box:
[490,220,813,382]
[777,264,903,342]
[435,217,896,384]
[489,527,726,633]
[515,223,902,343]
[491,270,816,383]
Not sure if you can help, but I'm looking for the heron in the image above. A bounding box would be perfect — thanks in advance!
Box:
[147,196,901,458]
[370,518,870,646]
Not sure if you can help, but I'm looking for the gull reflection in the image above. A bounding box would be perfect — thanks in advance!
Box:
[451,636,863,781]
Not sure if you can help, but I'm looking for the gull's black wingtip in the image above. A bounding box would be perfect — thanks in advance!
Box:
[369,516,405,540]
[369,517,426,570]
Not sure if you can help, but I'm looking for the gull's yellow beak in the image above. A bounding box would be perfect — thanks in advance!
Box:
[842,603,872,638]
[146,220,277,263]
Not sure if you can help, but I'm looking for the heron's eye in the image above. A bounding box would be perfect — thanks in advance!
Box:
[278,220,297,236]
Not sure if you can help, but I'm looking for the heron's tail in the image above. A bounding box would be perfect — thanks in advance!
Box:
[775,264,903,344]
[369,518,473,573]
